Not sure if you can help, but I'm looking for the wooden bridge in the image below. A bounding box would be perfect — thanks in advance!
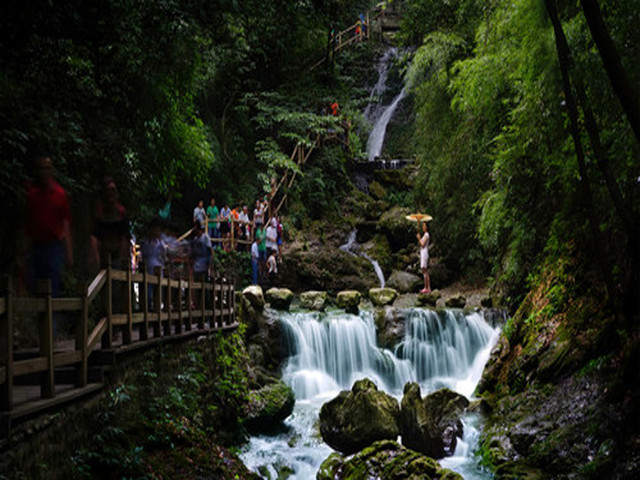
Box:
[0,264,237,445]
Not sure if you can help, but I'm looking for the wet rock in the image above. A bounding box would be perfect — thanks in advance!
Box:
[317,440,462,480]
[417,290,441,307]
[377,206,416,250]
[480,295,493,308]
[265,287,294,311]
[336,290,362,314]
[244,379,295,432]
[386,270,422,293]
[319,378,400,455]
[242,285,265,311]
[400,383,469,459]
[368,181,387,200]
[369,287,398,307]
[374,307,406,349]
[445,295,466,309]
[299,290,329,311]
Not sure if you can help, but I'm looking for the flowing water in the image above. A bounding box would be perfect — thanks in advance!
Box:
[364,48,408,162]
[339,229,385,287]
[240,308,500,479]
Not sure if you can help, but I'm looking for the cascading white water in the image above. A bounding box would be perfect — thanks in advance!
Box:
[241,308,500,479]
[367,87,407,161]
[339,229,385,287]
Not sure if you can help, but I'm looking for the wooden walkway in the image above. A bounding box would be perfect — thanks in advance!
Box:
[0,265,237,442]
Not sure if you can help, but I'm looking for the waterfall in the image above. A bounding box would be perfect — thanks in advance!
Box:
[241,308,500,479]
[367,87,407,162]
[339,229,385,287]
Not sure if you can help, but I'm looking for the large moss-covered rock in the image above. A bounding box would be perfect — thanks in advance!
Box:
[336,290,362,314]
[316,440,462,480]
[369,287,399,307]
[242,285,265,311]
[374,307,406,350]
[244,379,295,432]
[376,206,415,250]
[265,287,294,311]
[400,383,470,459]
[386,270,422,293]
[299,290,329,311]
[245,309,284,374]
[319,378,400,455]
[417,290,441,307]
[368,181,387,200]
[445,295,467,309]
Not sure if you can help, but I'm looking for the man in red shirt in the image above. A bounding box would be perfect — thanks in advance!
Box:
[25,151,72,298]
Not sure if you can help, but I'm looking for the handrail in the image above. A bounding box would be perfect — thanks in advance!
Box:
[0,265,236,423]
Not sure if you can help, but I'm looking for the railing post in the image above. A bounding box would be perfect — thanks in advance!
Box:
[187,273,193,331]
[141,268,149,341]
[1,276,14,411]
[124,265,133,344]
[37,280,54,399]
[164,265,172,336]
[175,271,183,335]
[231,217,236,251]
[76,282,88,387]
[153,266,162,338]
[200,274,206,329]
[102,260,113,348]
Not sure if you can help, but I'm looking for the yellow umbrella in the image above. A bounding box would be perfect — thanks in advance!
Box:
[406,213,433,224]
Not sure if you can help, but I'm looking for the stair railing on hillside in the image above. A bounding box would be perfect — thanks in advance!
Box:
[0,263,236,421]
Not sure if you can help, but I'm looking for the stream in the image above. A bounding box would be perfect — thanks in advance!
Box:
[240,308,500,479]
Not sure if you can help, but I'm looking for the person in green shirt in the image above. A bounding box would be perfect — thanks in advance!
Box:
[206,197,220,248]
[256,225,267,281]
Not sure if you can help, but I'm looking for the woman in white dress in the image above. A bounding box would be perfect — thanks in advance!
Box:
[417,221,431,293]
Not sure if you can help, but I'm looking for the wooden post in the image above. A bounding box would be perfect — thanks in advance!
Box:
[1,276,14,411]
[200,274,206,329]
[76,282,88,387]
[153,267,162,338]
[187,273,193,331]
[37,280,54,399]
[164,266,172,336]
[124,265,133,344]
[141,268,149,341]
[230,217,236,251]
[175,272,183,335]
[102,259,113,348]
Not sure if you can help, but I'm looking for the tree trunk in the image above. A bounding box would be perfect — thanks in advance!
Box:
[579,0,640,146]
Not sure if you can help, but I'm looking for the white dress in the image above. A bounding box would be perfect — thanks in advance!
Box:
[420,232,429,269]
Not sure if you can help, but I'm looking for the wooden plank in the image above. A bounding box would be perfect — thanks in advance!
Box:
[52,298,84,312]
[37,280,54,399]
[14,357,48,377]
[53,350,82,367]
[110,270,127,282]
[111,314,129,326]
[87,270,107,304]
[9,383,103,421]
[13,298,46,313]
[87,317,108,352]
[131,273,144,283]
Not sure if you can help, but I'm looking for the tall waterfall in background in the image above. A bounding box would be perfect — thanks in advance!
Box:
[241,308,500,479]
[364,47,408,161]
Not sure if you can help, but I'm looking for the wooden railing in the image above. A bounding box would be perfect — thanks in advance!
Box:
[0,265,236,417]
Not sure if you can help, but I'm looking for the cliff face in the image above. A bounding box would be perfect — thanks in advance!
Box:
[476,253,640,478]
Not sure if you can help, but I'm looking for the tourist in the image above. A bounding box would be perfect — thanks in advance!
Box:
[266,248,278,287]
[92,177,129,270]
[417,221,431,293]
[141,218,166,311]
[206,197,219,246]
[193,199,206,230]
[239,205,251,250]
[253,199,264,229]
[219,202,232,252]
[190,222,213,308]
[266,217,278,255]
[250,236,260,285]
[255,223,267,280]
[23,148,72,298]
[276,215,284,261]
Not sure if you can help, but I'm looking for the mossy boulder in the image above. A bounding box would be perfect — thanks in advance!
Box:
[377,206,416,250]
[445,295,466,309]
[336,290,362,314]
[316,440,462,480]
[369,287,399,307]
[319,378,400,455]
[299,290,329,311]
[265,287,294,311]
[244,379,295,432]
[242,285,265,311]
[417,290,441,307]
[386,270,423,293]
[368,181,387,200]
[400,383,470,459]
